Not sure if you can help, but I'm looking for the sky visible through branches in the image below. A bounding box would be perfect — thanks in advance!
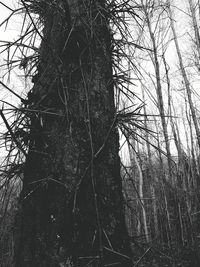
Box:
[0,0,200,161]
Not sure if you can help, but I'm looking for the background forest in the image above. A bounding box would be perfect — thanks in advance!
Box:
[1,0,200,266]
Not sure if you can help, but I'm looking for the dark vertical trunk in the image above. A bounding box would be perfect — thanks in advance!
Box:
[14,1,131,266]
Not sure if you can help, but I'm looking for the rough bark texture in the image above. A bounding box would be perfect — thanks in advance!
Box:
[14,1,131,266]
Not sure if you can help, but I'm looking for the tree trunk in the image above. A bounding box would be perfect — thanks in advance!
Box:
[142,0,173,184]
[168,0,200,150]
[130,148,149,243]
[188,0,200,72]
[14,1,131,266]
[142,87,158,239]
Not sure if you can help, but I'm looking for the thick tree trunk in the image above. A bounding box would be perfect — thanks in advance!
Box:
[14,1,131,266]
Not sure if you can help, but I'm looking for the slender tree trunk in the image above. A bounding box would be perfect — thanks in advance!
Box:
[168,0,200,150]
[142,0,173,184]
[162,184,172,248]
[14,1,131,266]
[188,0,200,71]
[142,88,159,239]
[154,119,172,247]
[130,149,149,243]
[178,202,184,246]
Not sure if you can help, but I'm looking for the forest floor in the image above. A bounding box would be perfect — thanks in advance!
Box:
[132,240,200,267]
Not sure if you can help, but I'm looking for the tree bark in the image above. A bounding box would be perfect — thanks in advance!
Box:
[14,1,131,266]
